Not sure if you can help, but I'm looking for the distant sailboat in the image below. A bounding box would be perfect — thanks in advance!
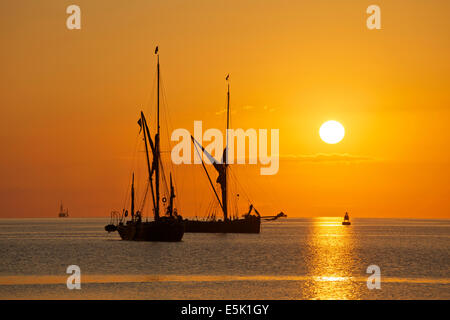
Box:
[58,203,69,218]
[342,212,351,225]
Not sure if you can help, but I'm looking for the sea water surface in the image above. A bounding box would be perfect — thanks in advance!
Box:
[0,218,448,299]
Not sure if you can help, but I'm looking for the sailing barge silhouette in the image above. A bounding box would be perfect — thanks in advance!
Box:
[105,47,184,241]
[184,77,286,234]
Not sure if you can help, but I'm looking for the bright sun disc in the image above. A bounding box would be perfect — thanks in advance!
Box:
[319,120,345,144]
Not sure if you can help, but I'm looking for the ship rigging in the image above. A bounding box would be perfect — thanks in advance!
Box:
[104,47,184,241]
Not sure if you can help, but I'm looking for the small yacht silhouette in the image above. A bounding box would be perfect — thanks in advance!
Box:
[342,212,351,225]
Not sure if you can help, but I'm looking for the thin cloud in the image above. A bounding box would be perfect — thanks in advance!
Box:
[242,105,276,112]
[282,153,377,163]
[215,105,275,115]
[215,108,236,115]
[263,105,276,112]
[215,108,227,116]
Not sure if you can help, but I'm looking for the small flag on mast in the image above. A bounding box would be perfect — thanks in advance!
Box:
[225,74,229,81]
[155,46,159,54]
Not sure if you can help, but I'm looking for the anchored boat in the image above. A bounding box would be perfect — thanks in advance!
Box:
[184,76,285,233]
[104,47,184,241]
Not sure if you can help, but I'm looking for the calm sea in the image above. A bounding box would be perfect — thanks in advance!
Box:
[0,218,448,299]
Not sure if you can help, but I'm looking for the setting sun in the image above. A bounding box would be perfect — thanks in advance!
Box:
[319,121,345,144]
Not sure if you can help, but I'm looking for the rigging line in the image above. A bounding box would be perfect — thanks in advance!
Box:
[239,164,274,209]
[208,200,213,220]
[159,160,169,195]
[206,198,215,220]
[202,191,211,220]
[139,181,150,213]
[212,198,219,220]
[211,193,217,217]
[209,196,217,219]
[228,166,248,202]
[121,130,141,210]
[193,139,224,211]
[191,163,198,218]
[234,173,253,207]
[143,60,157,106]
[204,192,211,219]
[159,72,182,210]
[158,156,171,214]
[157,72,175,206]
[210,200,216,220]
[235,175,240,218]
[159,72,175,140]
[134,59,157,219]
[230,167,239,218]
[228,166,253,204]
[210,203,216,220]
[229,166,266,215]
[145,68,158,126]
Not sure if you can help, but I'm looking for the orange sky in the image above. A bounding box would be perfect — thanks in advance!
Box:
[0,0,449,218]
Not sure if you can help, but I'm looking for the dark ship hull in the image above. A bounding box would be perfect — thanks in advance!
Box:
[184,216,260,233]
[117,218,184,241]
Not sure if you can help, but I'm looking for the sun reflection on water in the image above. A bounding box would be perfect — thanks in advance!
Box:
[303,217,361,300]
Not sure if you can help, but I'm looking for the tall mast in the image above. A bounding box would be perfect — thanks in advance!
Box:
[155,46,160,220]
[131,173,135,220]
[223,75,230,221]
